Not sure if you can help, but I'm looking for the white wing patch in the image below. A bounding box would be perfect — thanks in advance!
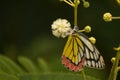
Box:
[80,35,94,51]
[77,32,105,69]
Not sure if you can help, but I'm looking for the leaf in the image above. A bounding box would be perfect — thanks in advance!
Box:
[0,72,19,80]
[0,55,25,74]
[18,72,100,80]
[18,56,39,73]
[37,58,50,72]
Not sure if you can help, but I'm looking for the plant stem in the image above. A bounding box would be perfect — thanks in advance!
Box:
[64,0,75,7]
[81,69,86,80]
[108,50,120,80]
[117,66,120,71]
[112,17,120,19]
[74,0,79,27]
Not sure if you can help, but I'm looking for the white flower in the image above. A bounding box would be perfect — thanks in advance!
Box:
[51,18,72,38]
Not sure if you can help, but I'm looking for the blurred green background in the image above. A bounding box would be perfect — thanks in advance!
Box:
[0,0,120,80]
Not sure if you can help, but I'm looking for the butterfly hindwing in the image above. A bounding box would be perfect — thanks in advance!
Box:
[78,32,105,69]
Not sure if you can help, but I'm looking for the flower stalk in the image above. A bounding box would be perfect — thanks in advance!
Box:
[61,0,75,7]
[112,17,120,19]
[73,0,86,80]
[81,69,86,80]
[74,0,79,27]
[108,46,120,80]
[60,0,80,27]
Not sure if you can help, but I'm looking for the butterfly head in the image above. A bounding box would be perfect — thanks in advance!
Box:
[70,26,79,34]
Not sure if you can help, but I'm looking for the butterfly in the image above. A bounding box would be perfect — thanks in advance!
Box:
[62,26,105,72]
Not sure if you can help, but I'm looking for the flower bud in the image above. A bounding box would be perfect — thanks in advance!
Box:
[74,0,80,5]
[83,1,90,8]
[111,57,116,63]
[89,37,96,44]
[103,12,112,22]
[84,25,91,33]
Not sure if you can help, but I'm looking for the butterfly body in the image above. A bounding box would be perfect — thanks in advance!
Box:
[62,27,105,72]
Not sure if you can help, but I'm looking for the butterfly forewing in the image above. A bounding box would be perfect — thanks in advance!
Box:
[62,34,86,72]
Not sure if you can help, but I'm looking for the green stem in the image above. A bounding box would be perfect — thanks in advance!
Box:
[74,0,79,27]
[112,17,120,19]
[63,0,75,7]
[81,69,86,80]
[108,50,120,80]
[117,66,120,71]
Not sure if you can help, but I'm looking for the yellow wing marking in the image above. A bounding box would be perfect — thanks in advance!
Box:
[73,39,78,56]
[75,34,83,50]
[69,51,73,59]
[63,33,84,65]
[63,36,72,53]
[75,56,79,65]
[72,57,75,63]
[63,36,73,57]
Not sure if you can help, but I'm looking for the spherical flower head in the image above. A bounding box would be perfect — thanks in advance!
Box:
[103,12,112,22]
[89,37,96,44]
[84,25,91,33]
[51,18,72,38]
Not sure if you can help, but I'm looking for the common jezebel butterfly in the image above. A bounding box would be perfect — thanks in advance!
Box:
[62,26,105,72]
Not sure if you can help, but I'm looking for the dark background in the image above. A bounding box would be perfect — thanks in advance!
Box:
[0,0,120,80]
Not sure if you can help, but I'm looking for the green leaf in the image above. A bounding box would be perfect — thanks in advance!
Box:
[0,55,25,74]
[18,72,100,80]
[0,72,19,80]
[18,56,39,73]
[37,58,50,72]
